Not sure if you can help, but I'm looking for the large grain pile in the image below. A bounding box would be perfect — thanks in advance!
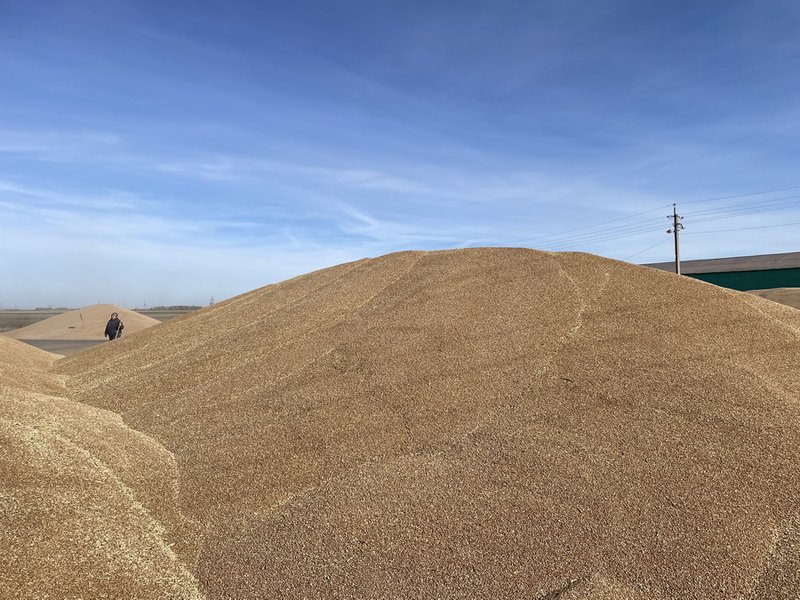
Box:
[3,304,159,340]
[7,248,800,598]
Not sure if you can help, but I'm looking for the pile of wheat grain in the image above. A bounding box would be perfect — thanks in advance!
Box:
[3,304,159,340]
[4,248,800,598]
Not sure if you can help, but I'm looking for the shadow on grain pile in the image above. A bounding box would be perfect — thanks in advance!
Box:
[12,248,800,598]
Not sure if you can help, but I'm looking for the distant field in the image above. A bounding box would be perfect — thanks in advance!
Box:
[0,308,197,333]
[139,308,199,322]
[0,310,66,332]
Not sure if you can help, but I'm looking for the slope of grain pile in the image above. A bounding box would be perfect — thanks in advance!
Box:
[47,248,800,598]
[0,335,202,598]
[3,304,159,340]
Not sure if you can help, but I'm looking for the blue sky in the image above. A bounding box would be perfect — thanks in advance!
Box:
[1,0,799,307]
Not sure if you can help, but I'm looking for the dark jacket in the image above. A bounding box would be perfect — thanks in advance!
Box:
[105,318,124,339]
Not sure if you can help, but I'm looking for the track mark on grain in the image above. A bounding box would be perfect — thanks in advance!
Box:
[550,257,588,344]
[744,512,800,599]
[250,258,371,322]
[261,253,428,385]
[541,257,611,376]
[534,576,590,599]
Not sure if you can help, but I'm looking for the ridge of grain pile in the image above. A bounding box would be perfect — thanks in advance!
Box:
[0,335,202,598]
[3,304,160,340]
[48,248,800,598]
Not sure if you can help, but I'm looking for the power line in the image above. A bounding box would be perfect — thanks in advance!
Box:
[516,210,679,249]
[483,185,800,253]
[537,221,664,250]
[547,222,660,243]
[496,204,671,247]
[688,202,800,227]
[683,221,800,235]
[622,237,672,261]
[686,194,800,217]
[536,194,799,249]
[682,184,800,206]
[685,194,800,219]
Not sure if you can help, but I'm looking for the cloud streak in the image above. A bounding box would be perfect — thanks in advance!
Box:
[0,129,120,161]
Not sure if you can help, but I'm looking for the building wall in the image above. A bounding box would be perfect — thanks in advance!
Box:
[687,267,800,291]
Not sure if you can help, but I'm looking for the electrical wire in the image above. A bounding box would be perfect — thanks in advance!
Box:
[622,237,672,261]
[686,193,800,216]
[484,185,800,253]
[538,226,662,250]
[683,221,800,235]
[494,203,671,247]
[536,195,800,249]
[682,184,800,206]
[511,212,673,250]
[688,204,800,228]
[686,195,800,220]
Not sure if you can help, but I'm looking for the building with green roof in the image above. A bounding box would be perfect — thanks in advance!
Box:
[643,251,800,291]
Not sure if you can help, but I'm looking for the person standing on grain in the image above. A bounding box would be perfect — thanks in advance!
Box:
[104,312,124,340]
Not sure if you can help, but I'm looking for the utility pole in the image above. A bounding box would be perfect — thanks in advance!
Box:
[666,203,684,274]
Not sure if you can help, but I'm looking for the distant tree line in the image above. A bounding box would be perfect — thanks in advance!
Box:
[135,305,202,311]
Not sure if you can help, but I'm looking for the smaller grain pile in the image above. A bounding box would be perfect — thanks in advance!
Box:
[0,335,202,599]
[52,248,800,599]
[749,287,800,310]
[3,304,159,340]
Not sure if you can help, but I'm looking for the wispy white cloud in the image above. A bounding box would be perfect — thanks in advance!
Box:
[154,153,564,204]
[0,178,266,247]
[0,129,120,161]
[312,197,482,247]
[155,159,252,182]
[0,176,372,307]
[156,156,438,195]
[0,180,141,211]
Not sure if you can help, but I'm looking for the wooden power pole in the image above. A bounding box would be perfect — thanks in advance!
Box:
[667,204,684,274]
